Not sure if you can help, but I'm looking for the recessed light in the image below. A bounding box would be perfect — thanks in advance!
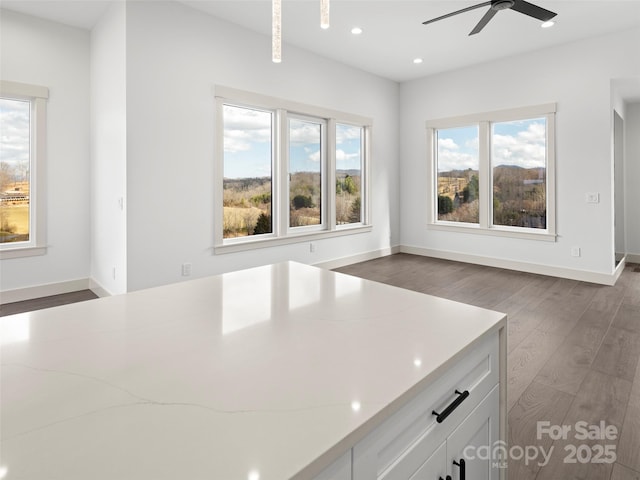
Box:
[413,58,423,64]
[541,20,555,28]
[351,27,363,35]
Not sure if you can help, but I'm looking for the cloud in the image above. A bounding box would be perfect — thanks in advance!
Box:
[0,98,30,165]
[223,105,272,153]
[336,149,360,162]
[492,122,546,168]
[308,150,321,163]
[290,120,320,145]
[336,124,361,145]
[438,138,459,150]
[437,150,478,172]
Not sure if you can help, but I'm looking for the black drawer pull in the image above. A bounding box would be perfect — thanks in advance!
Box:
[439,477,452,480]
[432,390,470,423]
[453,458,465,480]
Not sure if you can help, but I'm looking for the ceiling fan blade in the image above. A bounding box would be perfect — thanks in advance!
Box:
[423,1,491,25]
[510,0,557,21]
[469,8,498,35]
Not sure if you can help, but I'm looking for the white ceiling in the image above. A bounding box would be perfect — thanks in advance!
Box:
[2,0,640,84]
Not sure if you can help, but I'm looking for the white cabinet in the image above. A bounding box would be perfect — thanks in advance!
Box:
[313,451,352,480]
[409,386,500,480]
[407,387,499,480]
[409,442,447,480]
[351,332,501,480]
[445,385,500,480]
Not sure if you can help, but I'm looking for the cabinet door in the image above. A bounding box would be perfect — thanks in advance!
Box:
[312,451,351,480]
[409,442,447,480]
[447,385,500,480]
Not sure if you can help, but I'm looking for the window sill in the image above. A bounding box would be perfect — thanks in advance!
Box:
[428,222,557,242]
[215,225,373,254]
[0,245,47,260]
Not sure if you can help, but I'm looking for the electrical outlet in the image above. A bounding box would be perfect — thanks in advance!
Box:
[586,193,600,204]
[571,246,581,257]
[309,243,316,253]
[182,263,192,276]
[112,267,116,279]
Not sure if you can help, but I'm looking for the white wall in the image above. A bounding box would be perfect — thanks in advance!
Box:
[626,102,640,257]
[90,1,127,295]
[123,1,400,291]
[400,28,640,279]
[0,10,91,294]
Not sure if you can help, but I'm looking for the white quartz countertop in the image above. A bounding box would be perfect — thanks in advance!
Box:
[1,262,506,480]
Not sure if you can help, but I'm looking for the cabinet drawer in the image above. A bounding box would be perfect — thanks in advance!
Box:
[353,332,499,480]
[312,451,351,480]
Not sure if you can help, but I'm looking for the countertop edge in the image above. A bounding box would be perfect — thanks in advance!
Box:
[293,316,508,480]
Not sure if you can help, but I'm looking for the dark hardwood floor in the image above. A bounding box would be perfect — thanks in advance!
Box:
[0,289,98,317]
[335,253,640,480]
[2,255,639,479]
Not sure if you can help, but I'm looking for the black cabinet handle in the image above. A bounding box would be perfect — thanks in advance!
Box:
[432,390,470,423]
[453,458,466,480]
[438,477,452,480]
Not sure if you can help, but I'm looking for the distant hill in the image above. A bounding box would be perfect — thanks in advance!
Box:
[494,164,525,170]
[337,169,361,177]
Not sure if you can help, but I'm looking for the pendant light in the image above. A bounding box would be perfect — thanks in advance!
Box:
[320,0,330,29]
[272,0,282,63]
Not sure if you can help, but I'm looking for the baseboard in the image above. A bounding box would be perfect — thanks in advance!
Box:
[88,278,113,298]
[400,245,618,286]
[314,245,400,270]
[627,253,640,264]
[0,278,91,305]
[613,257,626,284]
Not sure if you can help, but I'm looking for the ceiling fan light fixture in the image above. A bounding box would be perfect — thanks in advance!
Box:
[413,58,423,64]
[351,26,363,35]
[320,0,330,29]
[492,0,515,11]
[541,20,555,28]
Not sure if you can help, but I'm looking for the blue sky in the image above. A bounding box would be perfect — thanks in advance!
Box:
[0,98,30,179]
[437,118,546,172]
[223,105,361,179]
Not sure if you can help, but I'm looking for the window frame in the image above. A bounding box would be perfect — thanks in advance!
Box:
[286,113,327,234]
[335,121,368,229]
[426,103,557,242]
[0,80,49,259]
[214,86,372,254]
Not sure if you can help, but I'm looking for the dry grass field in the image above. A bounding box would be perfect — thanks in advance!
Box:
[1,205,29,234]
[223,206,265,237]
[437,176,469,199]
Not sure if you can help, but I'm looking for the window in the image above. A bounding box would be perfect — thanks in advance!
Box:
[336,123,364,225]
[289,116,324,229]
[222,104,273,238]
[492,118,547,229]
[0,81,48,259]
[427,104,556,241]
[215,87,371,252]
[435,125,479,224]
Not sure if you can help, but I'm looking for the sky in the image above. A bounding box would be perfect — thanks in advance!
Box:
[437,118,546,172]
[223,104,361,179]
[0,98,30,180]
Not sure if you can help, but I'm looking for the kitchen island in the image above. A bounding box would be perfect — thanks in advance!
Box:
[0,262,506,479]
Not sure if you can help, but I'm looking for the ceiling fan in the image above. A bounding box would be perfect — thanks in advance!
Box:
[422,0,557,35]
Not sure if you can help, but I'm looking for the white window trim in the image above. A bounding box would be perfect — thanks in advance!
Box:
[214,86,372,254]
[426,103,556,242]
[0,80,49,259]
[286,113,327,234]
